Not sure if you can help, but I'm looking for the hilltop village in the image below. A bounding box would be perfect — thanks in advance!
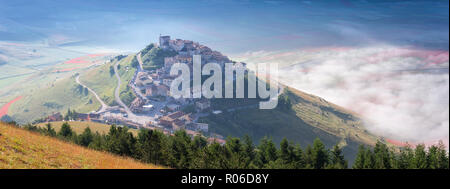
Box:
[38,36,250,144]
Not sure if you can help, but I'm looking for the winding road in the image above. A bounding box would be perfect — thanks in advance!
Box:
[131,53,147,100]
[113,60,133,114]
[113,58,154,125]
[75,75,109,113]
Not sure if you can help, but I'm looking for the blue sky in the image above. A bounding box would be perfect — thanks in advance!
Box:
[0,0,448,54]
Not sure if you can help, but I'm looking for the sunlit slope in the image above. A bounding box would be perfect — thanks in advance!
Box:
[79,54,136,106]
[0,122,162,169]
[203,87,380,163]
[8,75,101,124]
[7,54,137,124]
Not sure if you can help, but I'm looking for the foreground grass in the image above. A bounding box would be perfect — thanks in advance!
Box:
[0,123,163,169]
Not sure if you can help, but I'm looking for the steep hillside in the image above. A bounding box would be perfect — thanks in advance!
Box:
[0,122,162,169]
[202,87,380,163]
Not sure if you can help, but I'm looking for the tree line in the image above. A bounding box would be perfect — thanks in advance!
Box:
[17,122,449,169]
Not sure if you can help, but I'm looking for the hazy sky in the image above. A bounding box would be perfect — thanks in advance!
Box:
[0,0,448,55]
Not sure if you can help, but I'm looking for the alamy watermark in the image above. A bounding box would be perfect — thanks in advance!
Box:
[169,55,279,109]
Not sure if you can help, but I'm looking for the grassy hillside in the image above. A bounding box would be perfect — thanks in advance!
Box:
[8,75,101,124]
[0,122,162,169]
[79,61,118,106]
[80,54,136,107]
[285,87,378,146]
[140,44,177,70]
[202,87,380,164]
[36,121,139,136]
[6,54,137,124]
[116,55,137,106]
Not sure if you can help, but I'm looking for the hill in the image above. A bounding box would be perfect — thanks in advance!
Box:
[202,87,381,164]
[0,122,162,169]
[78,54,137,107]
[7,54,138,124]
[36,121,139,136]
[7,75,101,124]
[139,43,177,70]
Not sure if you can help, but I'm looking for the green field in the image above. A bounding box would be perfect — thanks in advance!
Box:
[8,75,101,124]
[79,62,118,106]
[79,54,137,107]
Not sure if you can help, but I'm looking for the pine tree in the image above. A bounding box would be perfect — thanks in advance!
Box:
[373,141,391,169]
[311,138,329,169]
[363,148,375,169]
[272,138,296,169]
[292,144,305,169]
[58,122,73,138]
[436,141,449,169]
[304,145,314,169]
[79,127,93,146]
[329,145,347,169]
[413,144,428,169]
[168,130,193,169]
[255,137,277,168]
[44,123,56,137]
[353,145,366,169]
[106,125,137,157]
[396,145,413,169]
[427,145,439,169]
[88,131,106,150]
[136,129,168,165]
[242,135,256,168]
[224,137,247,168]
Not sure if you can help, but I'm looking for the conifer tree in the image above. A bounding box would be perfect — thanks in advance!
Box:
[79,127,93,146]
[58,122,73,138]
[414,144,428,169]
[363,148,375,169]
[311,138,329,169]
[353,145,366,169]
[45,123,56,137]
[329,145,347,169]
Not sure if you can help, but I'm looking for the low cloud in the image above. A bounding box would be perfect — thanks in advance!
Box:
[236,45,449,146]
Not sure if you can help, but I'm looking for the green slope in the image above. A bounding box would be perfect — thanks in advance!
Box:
[7,54,137,124]
[200,87,380,164]
[116,55,137,106]
[140,44,177,70]
[79,54,136,107]
[8,75,101,124]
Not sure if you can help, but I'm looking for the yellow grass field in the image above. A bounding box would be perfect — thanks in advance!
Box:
[0,122,163,169]
[36,121,139,136]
